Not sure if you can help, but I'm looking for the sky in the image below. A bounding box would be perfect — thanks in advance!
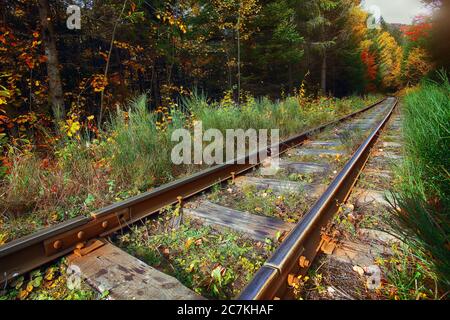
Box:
[361,0,432,24]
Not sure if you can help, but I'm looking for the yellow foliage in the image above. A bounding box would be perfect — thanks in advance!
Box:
[404,47,434,85]
[220,90,235,108]
[64,118,81,137]
[91,74,108,93]
[348,5,368,43]
[377,32,403,89]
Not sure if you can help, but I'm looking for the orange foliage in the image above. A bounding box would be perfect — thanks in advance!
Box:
[361,49,376,80]
[404,47,434,84]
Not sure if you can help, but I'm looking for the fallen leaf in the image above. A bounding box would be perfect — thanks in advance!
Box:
[184,238,194,250]
[26,282,34,293]
[18,290,29,300]
[352,265,364,276]
[327,286,336,295]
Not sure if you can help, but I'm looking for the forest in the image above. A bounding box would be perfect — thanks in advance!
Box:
[1,1,446,126]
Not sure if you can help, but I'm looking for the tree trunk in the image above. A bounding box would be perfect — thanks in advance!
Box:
[99,0,128,126]
[288,63,293,93]
[38,0,64,114]
[320,51,327,95]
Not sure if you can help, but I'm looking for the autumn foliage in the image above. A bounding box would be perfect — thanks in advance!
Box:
[400,16,433,42]
[361,49,377,91]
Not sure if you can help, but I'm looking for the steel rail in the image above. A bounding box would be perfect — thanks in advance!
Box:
[0,98,387,285]
[238,97,398,300]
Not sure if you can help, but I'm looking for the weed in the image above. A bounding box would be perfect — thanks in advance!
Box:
[377,243,437,300]
[0,93,380,243]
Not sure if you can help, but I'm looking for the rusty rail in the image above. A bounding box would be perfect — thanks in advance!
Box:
[238,97,398,300]
[0,98,387,285]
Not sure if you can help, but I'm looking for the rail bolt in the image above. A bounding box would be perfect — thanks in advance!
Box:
[102,221,109,229]
[77,231,85,240]
[53,240,63,250]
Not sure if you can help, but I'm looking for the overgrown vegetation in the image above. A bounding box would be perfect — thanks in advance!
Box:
[0,93,378,243]
[118,205,273,299]
[209,183,312,224]
[0,260,101,300]
[378,243,438,300]
[387,72,450,292]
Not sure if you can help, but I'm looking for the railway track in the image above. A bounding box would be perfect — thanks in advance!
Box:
[0,97,398,300]
[301,109,404,300]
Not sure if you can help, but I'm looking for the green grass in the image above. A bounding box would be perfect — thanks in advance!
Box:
[187,92,380,138]
[228,184,311,223]
[387,71,450,292]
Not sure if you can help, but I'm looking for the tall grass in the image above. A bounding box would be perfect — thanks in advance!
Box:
[104,95,187,190]
[0,92,379,241]
[388,72,450,291]
[185,92,378,138]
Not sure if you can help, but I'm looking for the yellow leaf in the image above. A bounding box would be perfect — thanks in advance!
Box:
[45,267,55,281]
[26,282,34,293]
[185,238,194,250]
[18,290,29,300]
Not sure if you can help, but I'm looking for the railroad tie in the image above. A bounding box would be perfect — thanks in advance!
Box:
[68,241,203,300]
[183,201,295,242]
[234,176,327,196]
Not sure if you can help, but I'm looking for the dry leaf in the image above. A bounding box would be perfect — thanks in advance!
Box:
[184,238,194,250]
[352,265,364,276]
[18,290,29,300]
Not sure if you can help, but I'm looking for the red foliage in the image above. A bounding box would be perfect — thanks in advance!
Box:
[361,49,377,91]
[400,16,432,42]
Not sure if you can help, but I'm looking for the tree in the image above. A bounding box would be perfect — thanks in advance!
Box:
[243,0,303,94]
[427,0,450,72]
[376,31,403,90]
[404,47,434,85]
[302,0,349,94]
[37,0,64,114]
